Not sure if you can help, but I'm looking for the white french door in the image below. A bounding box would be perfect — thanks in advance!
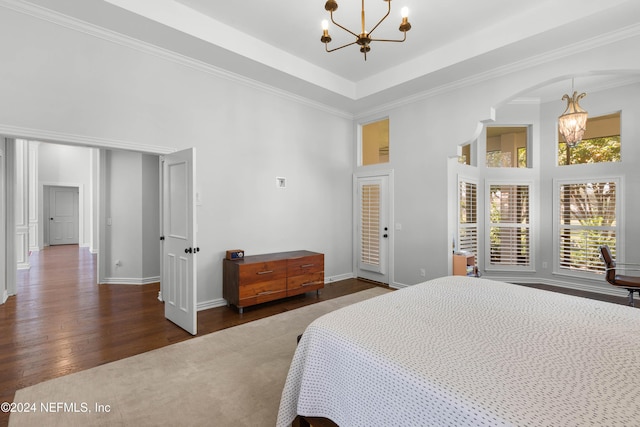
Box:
[355,173,391,284]
[161,148,197,335]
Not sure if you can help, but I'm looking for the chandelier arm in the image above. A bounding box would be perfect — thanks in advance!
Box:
[324,40,359,53]
[367,0,391,38]
[370,32,407,43]
[330,11,359,38]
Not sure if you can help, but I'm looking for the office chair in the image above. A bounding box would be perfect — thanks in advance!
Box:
[598,245,640,307]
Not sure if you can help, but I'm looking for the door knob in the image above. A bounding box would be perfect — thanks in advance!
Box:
[185,248,192,253]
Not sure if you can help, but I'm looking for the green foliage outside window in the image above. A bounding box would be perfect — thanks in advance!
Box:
[558,136,620,166]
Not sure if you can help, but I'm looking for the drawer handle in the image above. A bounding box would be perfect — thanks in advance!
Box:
[257,270,274,275]
[301,282,318,287]
[257,290,279,296]
[301,264,315,268]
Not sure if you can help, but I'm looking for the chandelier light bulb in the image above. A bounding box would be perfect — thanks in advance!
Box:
[401,7,409,18]
[322,20,329,31]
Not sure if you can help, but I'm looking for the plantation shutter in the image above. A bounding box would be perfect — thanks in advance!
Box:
[488,184,530,266]
[558,181,617,272]
[360,183,381,270]
[458,179,478,260]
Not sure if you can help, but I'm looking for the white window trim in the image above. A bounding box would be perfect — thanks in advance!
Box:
[552,176,624,279]
[484,179,535,272]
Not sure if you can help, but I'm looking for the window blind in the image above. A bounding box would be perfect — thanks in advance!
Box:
[489,184,530,266]
[458,180,478,260]
[361,183,380,267]
[558,181,617,272]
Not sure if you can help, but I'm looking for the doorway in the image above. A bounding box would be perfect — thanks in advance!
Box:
[354,171,394,285]
[45,185,79,246]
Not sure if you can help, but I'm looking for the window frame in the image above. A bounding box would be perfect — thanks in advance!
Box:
[552,176,624,279]
[484,180,534,272]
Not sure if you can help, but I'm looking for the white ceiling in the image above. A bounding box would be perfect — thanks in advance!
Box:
[18,0,640,114]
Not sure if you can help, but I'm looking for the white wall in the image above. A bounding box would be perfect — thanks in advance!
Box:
[369,35,640,288]
[0,7,354,305]
[102,150,160,284]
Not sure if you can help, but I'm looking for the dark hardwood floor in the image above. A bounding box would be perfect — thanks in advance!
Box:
[0,245,378,427]
[0,246,634,427]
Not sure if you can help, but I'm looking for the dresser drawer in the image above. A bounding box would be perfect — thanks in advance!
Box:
[287,254,324,276]
[287,272,324,296]
[239,278,287,302]
[238,260,287,285]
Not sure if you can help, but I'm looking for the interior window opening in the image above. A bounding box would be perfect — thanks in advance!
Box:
[486,126,528,168]
[362,118,389,166]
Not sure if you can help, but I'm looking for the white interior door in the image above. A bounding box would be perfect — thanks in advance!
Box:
[48,186,79,245]
[356,175,390,284]
[161,148,197,335]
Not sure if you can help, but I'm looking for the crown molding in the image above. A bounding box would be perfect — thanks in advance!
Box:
[0,0,354,120]
[2,0,638,121]
[0,123,175,154]
[355,22,640,119]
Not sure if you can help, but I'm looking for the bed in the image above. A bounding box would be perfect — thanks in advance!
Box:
[276,276,640,426]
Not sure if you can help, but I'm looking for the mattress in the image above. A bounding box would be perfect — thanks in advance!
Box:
[277,276,640,426]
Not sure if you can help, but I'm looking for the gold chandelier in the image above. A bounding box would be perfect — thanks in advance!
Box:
[320,0,412,60]
[558,80,588,148]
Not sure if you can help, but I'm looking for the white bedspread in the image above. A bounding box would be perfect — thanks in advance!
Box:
[276,276,640,426]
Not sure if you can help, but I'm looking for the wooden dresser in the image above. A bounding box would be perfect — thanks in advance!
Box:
[223,250,324,313]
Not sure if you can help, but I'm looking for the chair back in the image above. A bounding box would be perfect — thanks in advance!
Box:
[599,245,616,285]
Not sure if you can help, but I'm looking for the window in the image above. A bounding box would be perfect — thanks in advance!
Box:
[558,112,621,166]
[362,118,389,166]
[457,178,478,260]
[557,180,618,273]
[458,144,471,165]
[487,183,531,268]
[486,126,528,168]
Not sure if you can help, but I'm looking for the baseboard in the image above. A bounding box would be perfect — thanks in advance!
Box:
[197,298,228,311]
[100,276,160,285]
[17,263,30,271]
[1,290,8,304]
[325,272,355,284]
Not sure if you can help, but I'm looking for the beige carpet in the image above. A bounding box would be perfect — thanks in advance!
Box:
[10,287,390,427]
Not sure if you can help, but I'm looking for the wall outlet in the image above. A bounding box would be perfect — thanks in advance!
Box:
[542,261,548,269]
[420,268,426,277]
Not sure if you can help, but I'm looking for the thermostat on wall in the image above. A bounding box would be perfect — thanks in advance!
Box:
[226,249,245,260]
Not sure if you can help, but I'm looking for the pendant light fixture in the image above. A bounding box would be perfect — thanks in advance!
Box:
[558,79,588,148]
[320,0,412,61]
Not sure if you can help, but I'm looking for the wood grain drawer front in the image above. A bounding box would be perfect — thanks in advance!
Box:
[287,255,324,276]
[287,272,324,296]
[238,261,287,285]
[239,278,287,301]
